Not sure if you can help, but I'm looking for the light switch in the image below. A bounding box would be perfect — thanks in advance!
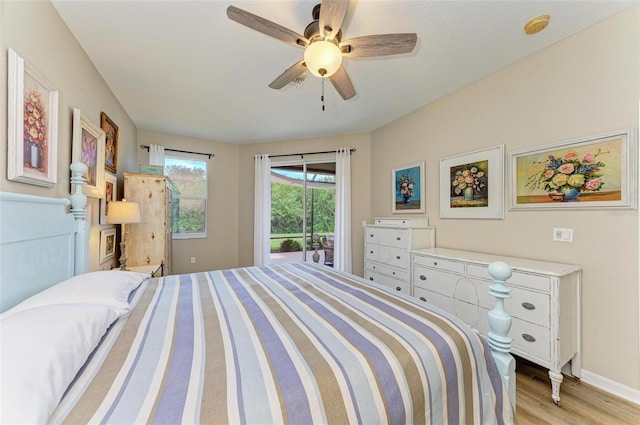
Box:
[553,228,573,242]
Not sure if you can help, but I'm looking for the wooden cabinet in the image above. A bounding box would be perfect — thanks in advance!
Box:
[411,247,581,405]
[363,217,435,295]
[123,173,172,276]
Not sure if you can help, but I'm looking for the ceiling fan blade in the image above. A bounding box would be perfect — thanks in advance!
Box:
[341,33,417,58]
[329,66,356,100]
[319,0,349,40]
[269,60,307,89]
[227,6,308,48]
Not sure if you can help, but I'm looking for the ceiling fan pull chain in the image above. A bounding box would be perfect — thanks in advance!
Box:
[321,78,325,111]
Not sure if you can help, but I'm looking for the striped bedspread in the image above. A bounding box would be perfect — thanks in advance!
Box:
[51,263,513,424]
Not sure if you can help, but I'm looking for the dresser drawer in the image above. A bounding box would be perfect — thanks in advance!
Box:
[474,280,550,327]
[366,227,409,249]
[476,312,550,362]
[414,287,455,316]
[367,245,409,269]
[413,255,465,274]
[467,264,550,292]
[364,270,409,295]
[412,266,459,297]
[365,262,407,282]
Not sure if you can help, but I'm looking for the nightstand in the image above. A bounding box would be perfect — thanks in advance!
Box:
[126,263,163,277]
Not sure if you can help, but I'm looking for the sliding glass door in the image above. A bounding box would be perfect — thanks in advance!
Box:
[270,161,335,264]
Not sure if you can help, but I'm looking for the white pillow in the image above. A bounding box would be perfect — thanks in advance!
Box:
[4,270,148,317]
[0,304,120,424]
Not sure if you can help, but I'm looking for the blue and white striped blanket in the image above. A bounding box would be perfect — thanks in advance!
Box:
[51,263,513,424]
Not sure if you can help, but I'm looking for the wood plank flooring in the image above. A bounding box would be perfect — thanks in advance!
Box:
[515,357,640,425]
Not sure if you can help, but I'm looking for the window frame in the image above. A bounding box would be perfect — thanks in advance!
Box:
[164,153,208,240]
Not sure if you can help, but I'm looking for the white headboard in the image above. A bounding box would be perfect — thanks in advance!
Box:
[0,163,88,312]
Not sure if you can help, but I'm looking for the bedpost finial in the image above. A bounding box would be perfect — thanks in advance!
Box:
[488,261,512,282]
[70,162,88,220]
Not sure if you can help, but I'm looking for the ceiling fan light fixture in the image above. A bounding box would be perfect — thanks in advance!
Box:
[304,40,342,78]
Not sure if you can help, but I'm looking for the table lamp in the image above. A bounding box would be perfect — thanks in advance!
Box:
[106,200,141,270]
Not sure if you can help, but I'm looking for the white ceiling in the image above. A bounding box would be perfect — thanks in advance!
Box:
[51,0,637,144]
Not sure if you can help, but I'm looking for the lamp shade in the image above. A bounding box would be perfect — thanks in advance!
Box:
[304,40,342,78]
[106,201,141,224]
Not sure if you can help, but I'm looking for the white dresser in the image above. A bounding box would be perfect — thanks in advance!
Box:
[364,218,435,295]
[411,247,581,405]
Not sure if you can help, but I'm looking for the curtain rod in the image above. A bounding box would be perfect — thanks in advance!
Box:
[265,148,356,159]
[140,144,214,159]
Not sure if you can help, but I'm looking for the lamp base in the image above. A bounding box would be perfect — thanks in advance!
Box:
[119,241,128,270]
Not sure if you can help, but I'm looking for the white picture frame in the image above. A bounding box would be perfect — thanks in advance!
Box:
[392,161,426,214]
[440,144,505,219]
[99,228,116,263]
[100,173,117,225]
[72,108,106,198]
[509,130,637,210]
[7,48,58,187]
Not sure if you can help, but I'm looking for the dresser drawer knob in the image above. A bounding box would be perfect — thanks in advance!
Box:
[369,277,374,281]
[419,275,427,281]
[372,266,376,269]
[395,286,402,291]
[396,256,401,260]
[396,237,401,241]
[419,296,427,302]
[522,334,536,343]
[392,272,396,275]
[521,302,536,311]
[370,234,374,237]
[433,261,438,266]
[370,250,374,254]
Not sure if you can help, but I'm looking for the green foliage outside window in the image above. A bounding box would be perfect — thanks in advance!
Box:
[165,157,207,238]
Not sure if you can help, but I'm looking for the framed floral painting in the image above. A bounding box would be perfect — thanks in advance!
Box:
[510,130,637,210]
[440,145,504,219]
[392,161,425,213]
[101,112,119,173]
[7,48,58,187]
[72,108,106,198]
[100,173,117,225]
[100,228,116,263]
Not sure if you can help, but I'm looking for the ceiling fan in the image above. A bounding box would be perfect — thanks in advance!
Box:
[227,0,417,100]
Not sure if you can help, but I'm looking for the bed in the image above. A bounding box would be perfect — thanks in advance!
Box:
[0,163,515,424]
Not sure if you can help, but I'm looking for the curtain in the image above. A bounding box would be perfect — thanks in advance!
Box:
[149,144,165,167]
[254,154,271,266]
[334,147,352,273]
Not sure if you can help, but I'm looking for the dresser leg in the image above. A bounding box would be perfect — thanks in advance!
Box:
[549,370,563,405]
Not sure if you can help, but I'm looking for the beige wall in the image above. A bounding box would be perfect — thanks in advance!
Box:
[0,0,138,271]
[371,7,640,391]
[238,133,371,277]
[136,130,240,274]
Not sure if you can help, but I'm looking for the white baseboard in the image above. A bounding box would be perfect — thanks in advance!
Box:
[580,369,640,405]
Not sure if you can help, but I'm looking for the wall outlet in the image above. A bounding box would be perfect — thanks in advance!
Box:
[553,228,573,242]
[190,256,196,264]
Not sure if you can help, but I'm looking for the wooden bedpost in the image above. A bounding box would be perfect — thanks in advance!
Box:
[487,261,516,408]
[70,162,88,275]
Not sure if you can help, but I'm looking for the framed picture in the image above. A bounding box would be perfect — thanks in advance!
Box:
[510,130,637,210]
[101,112,119,173]
[100,228,116,263]
[440,144,505,219]
[72,108,106,198]
[7,48,58,187]
[392,161,425,213]
[100,173,117,225]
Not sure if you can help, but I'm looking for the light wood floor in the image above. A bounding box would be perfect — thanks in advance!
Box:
[515,357,640,425]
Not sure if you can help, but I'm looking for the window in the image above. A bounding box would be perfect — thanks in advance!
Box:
[165,155,207,239]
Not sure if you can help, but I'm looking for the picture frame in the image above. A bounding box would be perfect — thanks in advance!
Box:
[440,144,505,219]
[100,173,117,225]
[101,112,119,173]
[510,130,637,210]
[7,48,58,187]
[72,108,106,198]
[100,228,116,263]
[392,161,425,213]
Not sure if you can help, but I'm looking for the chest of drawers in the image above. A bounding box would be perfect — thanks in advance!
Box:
[364,218,435,295]
[411,247,581,405]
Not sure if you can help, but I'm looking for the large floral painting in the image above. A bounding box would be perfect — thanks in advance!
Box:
[392,162,425,213]
[510,130,636,210]
[7,48,58,187]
